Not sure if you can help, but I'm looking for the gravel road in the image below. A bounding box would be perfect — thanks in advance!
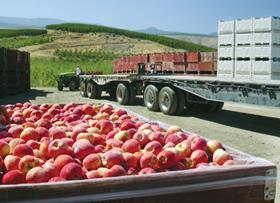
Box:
[1,87,279,202]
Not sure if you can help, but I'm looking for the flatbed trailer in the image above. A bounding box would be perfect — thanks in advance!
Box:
[79,73,280,115]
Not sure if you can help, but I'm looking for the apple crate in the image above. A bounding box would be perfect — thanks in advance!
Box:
[0,104,276,203]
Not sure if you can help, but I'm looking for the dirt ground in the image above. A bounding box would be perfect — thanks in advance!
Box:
[0,87,279,202]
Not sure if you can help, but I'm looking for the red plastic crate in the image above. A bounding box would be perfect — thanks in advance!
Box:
[186,63,198,72]
[150,53,164,62]
[200,52,217,62]
[163,53,174,62]
[186,52,200,63]
[173,52,185,63]
[197,62,215,72]
[173,65,186,73]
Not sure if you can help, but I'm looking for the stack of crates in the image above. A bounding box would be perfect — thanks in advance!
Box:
[186,52,217,74]
[252,17,280,80]
[217,16,280,81]
[217,20,235,78]
[0,47,30,98]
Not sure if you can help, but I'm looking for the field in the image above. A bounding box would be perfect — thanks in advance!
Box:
[31,57,112,87]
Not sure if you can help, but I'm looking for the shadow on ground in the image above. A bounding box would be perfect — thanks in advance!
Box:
[0,89,51,105]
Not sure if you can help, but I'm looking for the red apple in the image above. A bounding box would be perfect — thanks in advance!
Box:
[105,165,126,177]
[157,148,179,169]
[123,152,138,169]
[102,149,125,168]
[8,125,23,138]
[26,140,40,150]
[18,155,40,173]
[2,170,25,184]
[49,127,67,140]
[133,132,149,147]
[213,149,233,165]
[13,144,34,157]
[122,139,141,153]
[86,170,101,179]
[48,139,73,159]
[48,176,66,182]
[0,140,10,158]
[120,121,136,131]
[148,132,165,145]
[35,127,49,138]
[26,167,50,183]
[167,126,181,135]
[140,152,159,170]
[54,154,75,172]
[96,120,114,134]
[175,140,191,158]
[144,141,163,155]
[82,154,102,171]
[20,127,39,141]
[4,155,21,171]
[190,150,209,166]
[60,163,84,180]
[114,131,130,142]
[138,167,156,175]
[207,140,224,154]
[191,137,208,151]
[165,133,183,145]
[105,139,123,150]
[73,139,95,160]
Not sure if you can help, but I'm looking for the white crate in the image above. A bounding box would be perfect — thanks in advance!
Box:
[217,60,234,77]
[252,73,280,81]
[219,20,235,34]
[235,46,252,58]
[218,46,235,59]
[253,32,280,46]
[218,34,235,46]
[235,18,253,33]
[235,60,252,79]
[253,60,280,76]
[235,33,253,46]
[253,45,280,59]
[253,16,280,32]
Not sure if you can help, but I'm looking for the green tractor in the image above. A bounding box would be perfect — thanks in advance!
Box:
[56,72,80,91]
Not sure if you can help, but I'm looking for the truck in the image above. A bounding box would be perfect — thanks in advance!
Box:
[78,16,280,115]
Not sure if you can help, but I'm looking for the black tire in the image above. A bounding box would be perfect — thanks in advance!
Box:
[87,82,101,99]
[129,85,136,105]
[80,81,88,97]
[57,82,63,91]
[144,85,159,111]
[116,83,129,105]
[158,87,178,115]
[69,80,76,91]
[176,90,186,115]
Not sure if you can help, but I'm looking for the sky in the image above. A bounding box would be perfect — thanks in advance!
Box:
[0,0,280,34]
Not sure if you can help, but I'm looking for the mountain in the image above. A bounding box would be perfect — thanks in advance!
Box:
[136,27,217,48]
[0,16,66,28]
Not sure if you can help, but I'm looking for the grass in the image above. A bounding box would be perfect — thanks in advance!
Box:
[47,23,215,51]
[0,29,47,38]
[0,35,53,49]
[31,57,113,87]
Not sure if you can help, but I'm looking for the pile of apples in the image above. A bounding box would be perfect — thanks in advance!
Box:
[0,103,234,185]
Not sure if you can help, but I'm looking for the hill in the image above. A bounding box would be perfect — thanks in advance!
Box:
[0,16,65,28]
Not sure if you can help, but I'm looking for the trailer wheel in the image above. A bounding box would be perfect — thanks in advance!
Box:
[144,85,159,111]
[57,82,63,91]
[69,81,76,91]
[129,86,136,105]
[87,82,101,99]
[80,81,88,97]
[176,90,186,115]
[159,87,178,115]
[116,83,129,105]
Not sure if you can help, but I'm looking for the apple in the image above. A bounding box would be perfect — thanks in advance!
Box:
[0,140,11,158]
[2,170,25,184]
[207,140,224,154]
[13,144,34,157]
[20,127,40,141]
[36,119,52,129]
[8,125,23,138]
[175,140,191,158]
[165,133,183,145]
[26,167,50,183]
[120,121,136,131]
[42,162,59,177]
[4,155,21,171]
[191,137,208,151]
[137,123,151,132]
[213,149,233,165]
[35,127,49,138]
[18,155,40,173]
[71,126,87,141]
[53,154,75,172]
[86,170,101,179]
[105,165,126,177]
[167,126,181,135]
[138,167,156,175]
[102,149,125,168]
[60,163,85,180]
[73,139,95,160]
[26,140,40,150]
[82,154,102,171]
[49,127,67,140]
[148,132,165,145]
[144,141,162,156]
[105,139,123,150]
[48,139,73,159]
[76,132,95,144]
[157,149,179,169]
[87,127,101,134]
[82,104,95,115]
[123,152,137,169]
[122,139,141,153]
[133,132,149,147]
[140,152,159,170]
[96,120,114,134]
[190,150,209,166]
[114,131,130,142]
